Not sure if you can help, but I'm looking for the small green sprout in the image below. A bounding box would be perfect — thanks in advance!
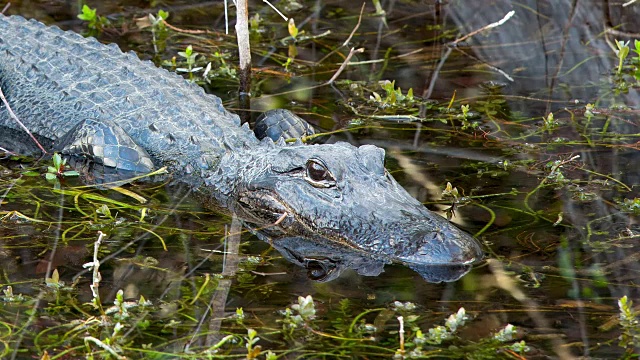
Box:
[618,296,640,350]
[283,56,294,71]
[149,9,169,27]
[147,10,169,54]
[509,340,530,354]
[458,104,480,130]
[632,39,640,59]
[77,5,109,34]
[615,39,630,74]
[203,52,237,81]
[235,307,245,324]
[245,328,261,359]
[442,182,462,220]
[177,45,203,81]
[542,112,558,132]
[291,295,316,321]
[2,286,24,302]
[45,269,64,289]
[280,295,317,329]
[250,13,263,31]
[45,153,79,188]
[584,103,595,120]
[424,308,468,345]
[370,80,415,107]
[461,104,470,119]
[96,204,114,220]
[494,323,517,342]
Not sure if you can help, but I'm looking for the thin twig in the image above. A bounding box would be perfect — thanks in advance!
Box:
[263,0,288,21]
[89,231,106,302]
[0,146,16,155]
[273,211,288,225]
[397,316,405,356]
[161,19,211,34]
[235,0,252,122]
[347,48,422,65]
[250,270,288,276]
[0,177,19,211]
[623,0,639,6]
[0,86,47,154]
[343,3,366,47]
[424,47,452,99]
[452,46,514,82]
[224,0,229,34]
[1,3,9,13]
[451,10,515,45]
[442,10,516,86]
[326,47,365,84]
[317,2,366,64]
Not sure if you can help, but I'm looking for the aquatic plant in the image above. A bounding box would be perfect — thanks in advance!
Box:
[45,153,79,189]
[177,45,203,82]
[77,5,109,35]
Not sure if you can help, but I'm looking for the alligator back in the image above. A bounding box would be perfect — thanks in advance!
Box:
[0,14,259,174]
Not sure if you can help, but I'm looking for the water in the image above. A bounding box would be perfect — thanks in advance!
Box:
[0,0,639,358]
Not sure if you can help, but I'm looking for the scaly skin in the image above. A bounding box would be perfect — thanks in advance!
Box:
[0,14,483,267]
[0,14,255,180]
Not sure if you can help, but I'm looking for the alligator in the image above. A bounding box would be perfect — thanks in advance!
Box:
[0,14,483,271]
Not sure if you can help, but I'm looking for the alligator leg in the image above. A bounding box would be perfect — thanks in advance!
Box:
[54,119,155,173]
[254,109,315,141]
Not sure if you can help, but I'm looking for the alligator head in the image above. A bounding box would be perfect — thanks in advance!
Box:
[208,140,483,266]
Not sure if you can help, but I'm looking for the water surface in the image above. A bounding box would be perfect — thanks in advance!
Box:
[0,0,639,358]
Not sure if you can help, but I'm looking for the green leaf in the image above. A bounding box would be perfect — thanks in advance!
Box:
[620,45,630,60]
[52,153,62,170]
[45,173,57,181]
[96,204,112,218]
[158,10,169,20]
[21,171,40,177]
[78,5,97,21]
[63,170,80,177]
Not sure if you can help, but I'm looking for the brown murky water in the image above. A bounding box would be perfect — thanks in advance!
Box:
[1,0,639,358]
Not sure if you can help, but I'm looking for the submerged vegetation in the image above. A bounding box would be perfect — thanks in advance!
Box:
[1,0,640,358]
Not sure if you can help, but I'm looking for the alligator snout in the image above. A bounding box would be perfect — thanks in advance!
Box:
[397,219,484,265]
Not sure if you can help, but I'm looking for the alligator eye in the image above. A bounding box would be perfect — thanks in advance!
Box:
[304,159,336,187]
[305,259,335,281]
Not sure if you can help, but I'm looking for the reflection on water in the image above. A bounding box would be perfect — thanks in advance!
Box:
[269,235,473,283]
[0,0,639,357]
